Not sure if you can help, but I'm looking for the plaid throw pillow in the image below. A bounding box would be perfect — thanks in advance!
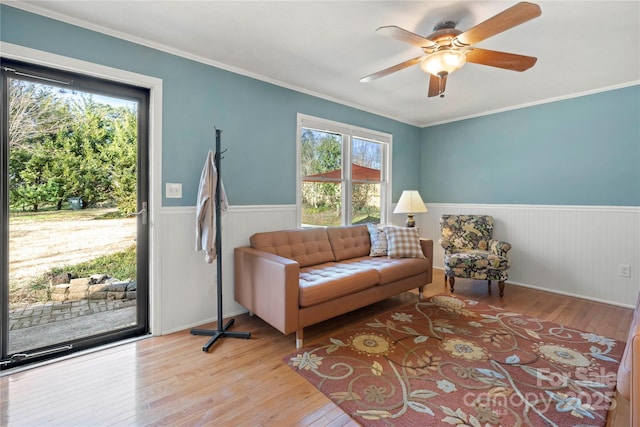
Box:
[384,226,425,258]
[366,223,387,257]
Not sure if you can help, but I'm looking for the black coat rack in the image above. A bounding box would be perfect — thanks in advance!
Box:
[191,128,251,352]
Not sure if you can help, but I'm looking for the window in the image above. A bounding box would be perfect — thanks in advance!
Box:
[297,114,391,227]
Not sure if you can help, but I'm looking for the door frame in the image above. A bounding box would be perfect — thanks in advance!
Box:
[1,42,163,337]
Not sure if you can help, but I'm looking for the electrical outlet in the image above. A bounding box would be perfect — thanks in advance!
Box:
[165,183,182,199]
[618,264,631,278]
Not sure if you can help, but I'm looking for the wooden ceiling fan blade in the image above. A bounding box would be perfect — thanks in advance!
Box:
[360,56,424,83]
[465,48,537,71]
[428,74,447,97]
[376,25,438,49]
[453,2,541,47]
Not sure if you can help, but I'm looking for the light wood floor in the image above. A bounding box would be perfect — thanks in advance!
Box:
[1,269,633,426]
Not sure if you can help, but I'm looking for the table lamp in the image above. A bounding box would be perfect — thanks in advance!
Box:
[393,190,428,227]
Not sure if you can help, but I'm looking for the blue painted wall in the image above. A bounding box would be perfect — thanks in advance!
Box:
[3,5,638,208]
[0,5,421,206]
[420,86,640,206]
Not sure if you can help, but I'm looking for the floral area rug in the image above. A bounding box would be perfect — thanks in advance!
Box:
[284,294,624,426]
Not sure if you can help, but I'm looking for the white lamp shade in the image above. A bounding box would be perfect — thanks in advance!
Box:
[393,190,428,214]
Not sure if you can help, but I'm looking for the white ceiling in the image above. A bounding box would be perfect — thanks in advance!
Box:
[8,0,640,127]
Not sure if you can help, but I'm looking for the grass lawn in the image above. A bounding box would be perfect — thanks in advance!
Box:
[303,206,380,226]
[8,208,137,303]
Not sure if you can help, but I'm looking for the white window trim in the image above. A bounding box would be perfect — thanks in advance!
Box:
[296,113,392,227]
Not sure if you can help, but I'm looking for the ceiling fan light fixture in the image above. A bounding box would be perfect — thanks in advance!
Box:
[420,50,466,76]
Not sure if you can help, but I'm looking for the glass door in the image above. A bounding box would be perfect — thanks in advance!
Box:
[1,59,149,369]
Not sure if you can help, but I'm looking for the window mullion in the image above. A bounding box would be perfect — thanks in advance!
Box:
[381,143,388,225]
[343,133,351,226]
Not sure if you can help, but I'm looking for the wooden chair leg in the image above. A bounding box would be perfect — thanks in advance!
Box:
[418,285,424,299]
[498,281,505,297]
[448,276,455,293]
[487,280,492,295]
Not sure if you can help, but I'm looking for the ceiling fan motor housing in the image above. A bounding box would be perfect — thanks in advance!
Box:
[433,20,457,31]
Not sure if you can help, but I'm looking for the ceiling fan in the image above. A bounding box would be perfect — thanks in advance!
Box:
[361,2,542,98]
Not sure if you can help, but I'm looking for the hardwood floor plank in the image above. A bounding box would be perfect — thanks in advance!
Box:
[1,269,633,426]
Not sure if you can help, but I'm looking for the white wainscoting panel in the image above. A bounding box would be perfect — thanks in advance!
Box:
[158,205,296,334]
[158,203,637,334]
[415,204,640,308]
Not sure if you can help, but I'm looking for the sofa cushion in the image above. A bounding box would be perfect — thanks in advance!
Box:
[366,223,388,257]
[445,250,510,270]
[298,262,379,307]
[345,256,430,285]
[384,226,425,258]
[326,224,371,261]
[250,228,335,268]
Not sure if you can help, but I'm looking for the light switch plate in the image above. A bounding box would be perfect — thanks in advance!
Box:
[166,183,182,198]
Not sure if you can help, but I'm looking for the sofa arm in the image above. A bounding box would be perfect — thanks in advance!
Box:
[234,247,300,335]
[420,238,434,262]
[489,239,512,257]
[420,239,434,285]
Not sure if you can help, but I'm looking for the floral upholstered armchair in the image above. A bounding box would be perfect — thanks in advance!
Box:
[439,215,512,297]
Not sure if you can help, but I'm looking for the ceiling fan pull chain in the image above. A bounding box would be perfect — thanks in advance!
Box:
[438,72,447,98]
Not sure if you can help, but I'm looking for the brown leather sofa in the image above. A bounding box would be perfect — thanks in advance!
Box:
[234,224,433,348]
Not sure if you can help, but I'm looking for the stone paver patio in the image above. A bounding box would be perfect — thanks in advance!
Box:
[8,298,137,354]
[9,298,136,331]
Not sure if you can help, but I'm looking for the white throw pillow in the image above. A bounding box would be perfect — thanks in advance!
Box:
[384,226,425,258]
[367,223,387,257]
